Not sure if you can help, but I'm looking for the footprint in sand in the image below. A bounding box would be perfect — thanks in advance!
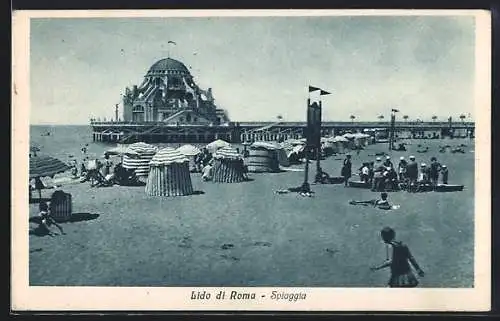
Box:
[221,243,234,250]
[325,248,339,256]
[220,254,240,261]
[253,241,272,247]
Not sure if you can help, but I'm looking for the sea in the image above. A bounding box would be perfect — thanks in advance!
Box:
[30,125,112,164]
[29,125,244,165]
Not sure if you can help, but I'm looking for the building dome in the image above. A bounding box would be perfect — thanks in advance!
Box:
[147,57,190,76]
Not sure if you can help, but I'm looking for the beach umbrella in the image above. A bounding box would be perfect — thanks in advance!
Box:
[105,145,139,157]
[177,144,202,172]
[30,145,41,157]
[333,136,349,142]
[206,139,231,153]
[284,138,306,146]
[177,144,201,157]
[30,155,70,180]
[29,155,70,200]
[251,141,281,150]
[145,147,193,197]
[212,146,245,183]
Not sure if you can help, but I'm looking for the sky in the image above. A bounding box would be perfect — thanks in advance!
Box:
[29,14,476,125]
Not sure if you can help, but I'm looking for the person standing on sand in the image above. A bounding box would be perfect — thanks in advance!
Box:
[406,155,418,191]
[397,156,407,182]
[429,157,442,187]
[441,165,449,184]
[341,154,352,187]
[371,227,424,287]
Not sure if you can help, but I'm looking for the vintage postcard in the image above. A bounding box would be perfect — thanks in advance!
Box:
[12,9,491,311]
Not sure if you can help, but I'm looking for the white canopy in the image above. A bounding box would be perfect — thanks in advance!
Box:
[177,144,201,157]
[251,141,282,150]
[206,139,231,153]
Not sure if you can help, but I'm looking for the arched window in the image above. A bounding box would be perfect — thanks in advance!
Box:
[133,105,144,112]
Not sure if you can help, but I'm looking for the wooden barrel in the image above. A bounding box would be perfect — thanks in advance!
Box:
[49,191,72,222]
[247,148,280,173]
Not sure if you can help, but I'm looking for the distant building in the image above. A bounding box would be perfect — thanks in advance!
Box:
[122,57,230,125]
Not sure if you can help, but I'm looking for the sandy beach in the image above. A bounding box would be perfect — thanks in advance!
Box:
[28,137,475,287]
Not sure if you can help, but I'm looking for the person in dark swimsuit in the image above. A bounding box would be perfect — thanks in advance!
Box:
[341,154,352,187]
[371,227,425,287]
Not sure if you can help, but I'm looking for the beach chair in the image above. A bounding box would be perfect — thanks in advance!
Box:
[49,190,72,222]
[87,169,113,187]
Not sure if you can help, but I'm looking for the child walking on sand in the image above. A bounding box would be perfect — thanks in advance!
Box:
[370,227,424,287]
[38,202,66,236]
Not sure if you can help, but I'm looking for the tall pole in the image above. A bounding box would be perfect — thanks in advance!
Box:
[316,100,322,176]
[115,104,119,122]
[389,111,396,151]
[303,98,310,189]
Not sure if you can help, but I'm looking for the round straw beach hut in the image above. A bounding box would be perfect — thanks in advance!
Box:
[212,146,246,183]
[177,144,201,172]
[122,142,158,178]
[145,147,194,197]
[247,141,289,172]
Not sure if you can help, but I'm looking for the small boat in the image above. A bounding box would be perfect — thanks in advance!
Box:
[348,180,371,189]
[434,184,464,192]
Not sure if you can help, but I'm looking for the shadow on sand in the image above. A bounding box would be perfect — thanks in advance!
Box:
[29,197,51,204]
[29,213,100,225]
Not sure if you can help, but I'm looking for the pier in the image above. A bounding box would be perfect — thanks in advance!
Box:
[90,120,475,144]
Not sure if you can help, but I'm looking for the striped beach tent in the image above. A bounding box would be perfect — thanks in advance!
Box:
[122,142,158,177]
[212,146,246,183]
[145,147,194,197]
[177,144,201,172]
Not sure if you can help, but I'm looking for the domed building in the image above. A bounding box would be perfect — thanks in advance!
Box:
[122,57,230,125]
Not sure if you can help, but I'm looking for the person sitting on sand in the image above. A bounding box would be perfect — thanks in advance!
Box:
[359,162,370,183]
[201,162,213,181]
[37,202,65,236]
[349,192,392,210]
[370,227,425,288]
[315,167,331,184]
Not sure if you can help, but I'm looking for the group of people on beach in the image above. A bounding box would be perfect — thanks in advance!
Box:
[341,153,449,192]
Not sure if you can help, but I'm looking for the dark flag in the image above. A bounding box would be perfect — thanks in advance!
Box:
[168,40,177,45]
[320,89,331,96]
[306,101,322,150]
[391,108,400,112]
[308,85,321,92]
